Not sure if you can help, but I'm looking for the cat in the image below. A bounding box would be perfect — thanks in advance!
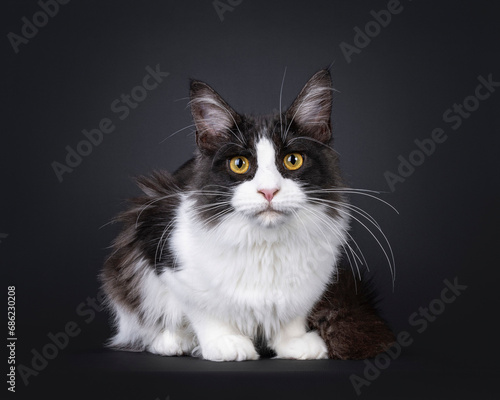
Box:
[100,69,395,361]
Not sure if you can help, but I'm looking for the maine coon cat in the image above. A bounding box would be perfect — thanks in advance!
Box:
[101,69,394,361]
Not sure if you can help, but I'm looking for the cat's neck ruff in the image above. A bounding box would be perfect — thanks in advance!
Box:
[169,195,350,335]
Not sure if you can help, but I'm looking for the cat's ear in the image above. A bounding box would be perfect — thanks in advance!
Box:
[285,69,333,143]
[190,80,240,153]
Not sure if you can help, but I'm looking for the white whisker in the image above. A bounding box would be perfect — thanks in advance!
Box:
[305,188,399,214]
[155,218,177,270]
[301,205,362,288]
[309,199,395,288]
[160,124,196,143]
[287,136,340,155]
[279,67,287,142]
[307,196,381,231]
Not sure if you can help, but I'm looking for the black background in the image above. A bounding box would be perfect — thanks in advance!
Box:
[2,0,499,399]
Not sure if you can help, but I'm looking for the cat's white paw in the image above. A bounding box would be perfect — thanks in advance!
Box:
[201,334,259,362]
[149,330,195,356]
[274,331,328,360]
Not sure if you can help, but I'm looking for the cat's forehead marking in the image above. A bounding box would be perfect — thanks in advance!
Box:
[253,137,283,190]
[255,138,276,170]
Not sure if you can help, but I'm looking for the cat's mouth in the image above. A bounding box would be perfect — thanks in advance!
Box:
[257,208,284,217]
[254,206,290,227]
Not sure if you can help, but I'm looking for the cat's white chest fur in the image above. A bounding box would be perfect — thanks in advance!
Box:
[167,196,346,339]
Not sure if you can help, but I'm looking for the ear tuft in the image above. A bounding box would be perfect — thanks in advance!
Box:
[285,69,333,143]
[190,80,239,153]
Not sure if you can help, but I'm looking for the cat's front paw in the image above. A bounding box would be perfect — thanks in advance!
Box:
[274,331,328,360]
[201,334,259,362]
[149,330,195,356]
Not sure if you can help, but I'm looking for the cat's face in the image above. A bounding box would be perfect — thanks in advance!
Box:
[189,70,344,229]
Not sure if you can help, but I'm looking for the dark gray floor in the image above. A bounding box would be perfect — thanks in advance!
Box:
[18,347,498,400]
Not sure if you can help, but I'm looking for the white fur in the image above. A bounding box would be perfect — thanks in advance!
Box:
[112,138,348,361]
[271,316,328,359]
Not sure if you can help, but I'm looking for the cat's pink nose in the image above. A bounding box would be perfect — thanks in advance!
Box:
[258,188,279,202]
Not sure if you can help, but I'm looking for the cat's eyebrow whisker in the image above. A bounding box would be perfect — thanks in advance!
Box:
[211,142,248,168]
[309,199,395,288]
[279,66,287,142]
[227,130,249,148]
[160,124,197,143]
[271,121,279,138]
[283,104,299,142]
[286,136,339,155]
[98,220,116,230]
[175,96,191,103]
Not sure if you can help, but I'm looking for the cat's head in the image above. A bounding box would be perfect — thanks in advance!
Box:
[188,69,345,229]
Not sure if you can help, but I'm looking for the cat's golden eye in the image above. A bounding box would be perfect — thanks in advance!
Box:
[229,156,250,174]
[284,153,304,170]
